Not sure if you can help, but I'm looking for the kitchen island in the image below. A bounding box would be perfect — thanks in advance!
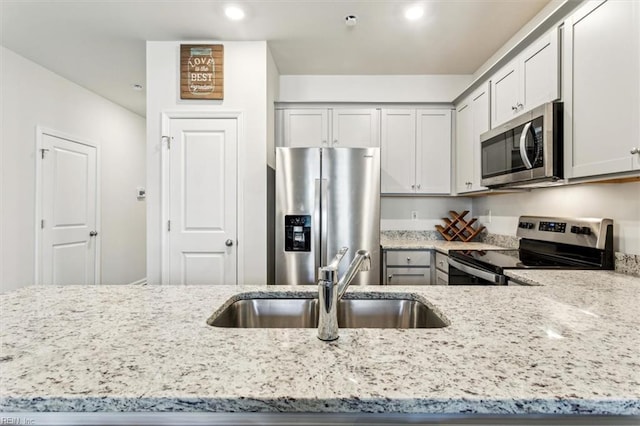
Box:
[1,271,639,421]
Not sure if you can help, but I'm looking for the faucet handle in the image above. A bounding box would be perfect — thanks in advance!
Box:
[326,246,348,270]
[318,247,348,284]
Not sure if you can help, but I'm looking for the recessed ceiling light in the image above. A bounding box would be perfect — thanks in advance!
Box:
[345,15,358,27]
[225,6,245,21]
[131,84,143,91]
[405,5,424,21]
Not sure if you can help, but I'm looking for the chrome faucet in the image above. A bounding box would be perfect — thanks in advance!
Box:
[317,247,371,341]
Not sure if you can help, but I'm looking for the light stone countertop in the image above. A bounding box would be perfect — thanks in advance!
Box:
[1,272,639,416]
[380,234,505,252]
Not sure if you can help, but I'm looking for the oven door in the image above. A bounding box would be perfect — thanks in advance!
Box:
[447,258,507,285]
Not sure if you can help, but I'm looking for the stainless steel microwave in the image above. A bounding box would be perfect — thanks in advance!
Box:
[480,102,563,188]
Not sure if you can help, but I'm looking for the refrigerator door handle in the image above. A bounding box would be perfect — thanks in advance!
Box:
[320,178,328,269]
[314,178,322,281]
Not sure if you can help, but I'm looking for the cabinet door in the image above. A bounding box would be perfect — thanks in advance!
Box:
[381,109,416,193]
[564,0,640,177]
[331,108,380,148]
[385,267,431,285]
[521,27,560,111]
[416,109,451,194]
[471,84,490,191]
[491,61,520,127]
[455,99,473,193]
[283,109,329,147]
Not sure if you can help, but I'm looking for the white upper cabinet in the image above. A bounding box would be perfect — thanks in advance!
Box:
[455,82,490,194]
[332,108,380,148]
[280,108,379,148]
[380,109,416,193]
[563,0,640,178]
[282,109,329,147]
[491,61,520,127]
[455,100,472,194]
[416,109,452,194]
[491,27,560,128]
[381,108,451,194]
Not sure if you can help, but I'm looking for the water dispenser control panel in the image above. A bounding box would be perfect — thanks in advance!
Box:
[284,215,311,252]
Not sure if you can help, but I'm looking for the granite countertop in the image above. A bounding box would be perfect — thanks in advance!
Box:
[1,272,640,415]
[380,232,505,252]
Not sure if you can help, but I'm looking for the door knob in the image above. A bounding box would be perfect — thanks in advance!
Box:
[225,239,234,247]
[89,231,98,237]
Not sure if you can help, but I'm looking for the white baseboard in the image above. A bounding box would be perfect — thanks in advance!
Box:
[128,278,148,286]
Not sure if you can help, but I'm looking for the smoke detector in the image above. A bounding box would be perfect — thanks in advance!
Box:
[345,15,358,26]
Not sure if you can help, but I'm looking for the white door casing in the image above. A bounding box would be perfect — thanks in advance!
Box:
[163,116,238,285]
[36,128,99,285]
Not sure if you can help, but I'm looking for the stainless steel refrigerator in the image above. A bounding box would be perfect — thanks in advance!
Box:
[275,147,380,286]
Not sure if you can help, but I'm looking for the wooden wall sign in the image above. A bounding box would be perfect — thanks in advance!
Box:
[180,44,224,100]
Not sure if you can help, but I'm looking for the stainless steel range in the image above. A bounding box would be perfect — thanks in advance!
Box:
[447,216,614,285]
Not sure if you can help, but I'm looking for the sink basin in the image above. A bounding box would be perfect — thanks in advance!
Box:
[208,295,448,329]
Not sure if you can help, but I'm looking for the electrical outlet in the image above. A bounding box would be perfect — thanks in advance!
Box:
[411,211,418,220]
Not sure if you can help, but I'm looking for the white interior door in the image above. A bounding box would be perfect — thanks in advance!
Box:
[40,133,98,285]
[167,118,237,285]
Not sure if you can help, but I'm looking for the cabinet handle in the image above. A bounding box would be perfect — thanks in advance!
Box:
[416,184,421,190]
[438,261,444,267]
[322,140,327,145]
[406,257,411,263]
[411,184,415,189]
[333,139,338,144]
[631,148,640,155]
[511,105,518,112]
[517,103,523,110]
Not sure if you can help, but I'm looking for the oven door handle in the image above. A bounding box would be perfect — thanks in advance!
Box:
[448,258,506,285]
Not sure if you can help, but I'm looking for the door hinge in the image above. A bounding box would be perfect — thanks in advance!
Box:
[40,148,49,159]
[167,220,171,232]
[41,219,45,229]
[162,135,171,149]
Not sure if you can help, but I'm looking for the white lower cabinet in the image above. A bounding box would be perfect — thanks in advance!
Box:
[434,252,449,285]
[381,108,452,194]
[455,82,489,194]
[563,0,640,178]
[383,249,435,285]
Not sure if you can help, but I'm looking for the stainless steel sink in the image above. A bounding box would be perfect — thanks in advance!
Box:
[208,295,448,329]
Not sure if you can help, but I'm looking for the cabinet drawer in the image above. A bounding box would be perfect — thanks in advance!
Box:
[436,269,449,285]
[385,267,431,285]
[435,252,449,272]
[385,250,431,266]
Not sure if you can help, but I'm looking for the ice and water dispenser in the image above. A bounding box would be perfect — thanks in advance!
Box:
[284,215,311,252]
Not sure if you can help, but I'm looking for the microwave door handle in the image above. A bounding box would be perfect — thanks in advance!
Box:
[519,121,534,169]
[448,258,504,284]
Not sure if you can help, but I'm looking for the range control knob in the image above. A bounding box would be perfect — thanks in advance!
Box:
[570,226,592,235]
[519,221,534,230]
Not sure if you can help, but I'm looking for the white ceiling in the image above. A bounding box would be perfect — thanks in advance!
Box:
[0,0,551,117]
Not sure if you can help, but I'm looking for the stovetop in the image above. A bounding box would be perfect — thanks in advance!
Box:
[448,215,615,274]
[448,248,604,275]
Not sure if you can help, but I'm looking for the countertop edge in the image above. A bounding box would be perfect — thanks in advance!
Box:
[2,396,639,415]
